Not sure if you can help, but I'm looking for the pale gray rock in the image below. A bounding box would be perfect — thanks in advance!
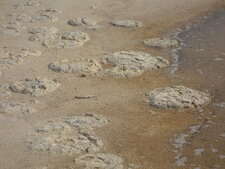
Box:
[111,19,142,28]
[0,85,11,98]
[7,13,32,21]
[28,27,59,41]
[9,77,60,97]
[142,38,179,48]
[147,86,210,109]
[48,59,102,76]
[27,113,108,154]
[103,51,169,78]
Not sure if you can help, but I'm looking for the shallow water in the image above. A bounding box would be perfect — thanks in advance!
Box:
[169,10,225,169]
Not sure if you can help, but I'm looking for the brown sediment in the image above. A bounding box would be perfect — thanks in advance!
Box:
[0,0,225,169]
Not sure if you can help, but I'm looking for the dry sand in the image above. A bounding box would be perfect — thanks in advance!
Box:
[0,0,225,169]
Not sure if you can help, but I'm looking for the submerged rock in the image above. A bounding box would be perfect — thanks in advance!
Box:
[146,86,210,109]
[0,102,35,114]
[68,17,103,30]
[74,153,124,169]
[142,37,179,48]
[111,19,142,28]
[14,0,41,9]
[103,51,169,78]
[9,77,60,97]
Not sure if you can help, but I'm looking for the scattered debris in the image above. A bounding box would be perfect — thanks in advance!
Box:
[111,19,142,28]
[146,86,210,109]
[9,77,60,97]
[74,95,97,99]
[48,59,102,76]
[0,85,11,98]
[7,13,32,21]
[142,37,179,48]
[28,27,59,42]
[102,51,169,78]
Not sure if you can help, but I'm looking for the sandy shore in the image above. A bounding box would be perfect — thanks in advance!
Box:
[0,0,225,169]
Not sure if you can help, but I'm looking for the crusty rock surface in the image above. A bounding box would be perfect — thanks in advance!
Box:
[48,59,102,76]
[0,48,42,69]
[29,28,89,48]
[14,0,41,9]
[0,85,11,98]
[74,153,124,169]
[31,8,61,23]
[27,113,108,154]
[28,27,59,41]
[9,77,60,97]
[0,102,35,114]
[102,51,169,78]
[1,22,26,35]
[68,17,103,30]
[142,37,179,48]
[7,13,32,21]
[146,86,210,109]
[111,19,142,28]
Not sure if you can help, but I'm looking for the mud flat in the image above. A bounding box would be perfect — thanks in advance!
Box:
[0,0,225,169]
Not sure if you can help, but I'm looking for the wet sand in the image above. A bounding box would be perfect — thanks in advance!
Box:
[0,0,225,169]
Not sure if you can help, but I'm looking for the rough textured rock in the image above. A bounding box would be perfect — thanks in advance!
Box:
[7,13,32,21]
[28,27,59,42]
[0,85,11,98]
[29,28,89,48]
[31,8,61,23]
[102,51,169,78]
[74,153,123,169]
[48,59,102,76]
[142,38,179,48]
[1,22,26,35]
[9,77,60,97]
[146,86,210,109]
[27,113,108,154]
[0,48,42,69]
[68,18,103,30]
[111,20,142,28]
[14,0,41,9]
[60,31,90,42]
[0,102,35,114]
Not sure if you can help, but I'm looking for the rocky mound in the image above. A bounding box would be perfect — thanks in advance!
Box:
[9,77,60,97]
[68,17,103,30]
[31,8,61,23]
[146,86,210,109]
[0,48,41,69]
[142,37,179,48]
[27,113,108,154]
[1,22,26,35]
[48,59,102,76]
[102,51,169,78]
